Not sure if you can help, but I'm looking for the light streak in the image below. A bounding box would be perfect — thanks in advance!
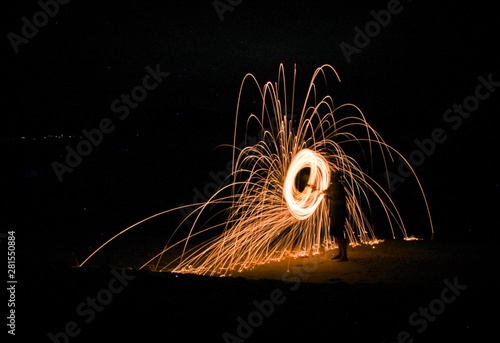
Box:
[283,149,329,220]
[80,64,434,276]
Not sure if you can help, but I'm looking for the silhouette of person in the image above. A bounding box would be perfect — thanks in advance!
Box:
[324,171,348,261]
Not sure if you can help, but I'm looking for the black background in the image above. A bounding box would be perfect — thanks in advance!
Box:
[1,1,499,341]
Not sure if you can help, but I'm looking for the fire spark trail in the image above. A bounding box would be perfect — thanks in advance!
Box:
[81,64,433,276]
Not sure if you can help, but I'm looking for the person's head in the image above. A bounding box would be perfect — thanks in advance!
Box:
[331,170,343,183]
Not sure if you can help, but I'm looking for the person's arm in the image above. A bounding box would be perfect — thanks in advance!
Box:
[306,184,322,192]
[322,184,333,198]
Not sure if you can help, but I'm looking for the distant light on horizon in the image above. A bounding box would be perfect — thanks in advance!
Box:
[0,134,78,142]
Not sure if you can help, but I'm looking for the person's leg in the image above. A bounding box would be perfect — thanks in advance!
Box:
[330,218,341,259]
[338,235,348,262]
[331,235,342,259]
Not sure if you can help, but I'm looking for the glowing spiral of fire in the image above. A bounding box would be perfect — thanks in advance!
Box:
[283,149,330,220]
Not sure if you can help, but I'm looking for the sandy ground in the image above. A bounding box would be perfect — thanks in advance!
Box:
[236,239,456,284]
[18,237,497,342]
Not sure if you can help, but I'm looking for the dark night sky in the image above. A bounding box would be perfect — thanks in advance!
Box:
[1,1,499,256]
